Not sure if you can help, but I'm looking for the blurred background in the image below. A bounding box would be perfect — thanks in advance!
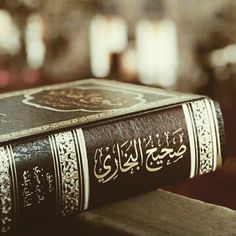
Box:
[0,0,236,209]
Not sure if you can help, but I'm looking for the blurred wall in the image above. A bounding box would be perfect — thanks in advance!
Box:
[0,0,236,109]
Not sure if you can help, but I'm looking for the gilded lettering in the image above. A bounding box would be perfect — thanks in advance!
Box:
[94,128,188,184]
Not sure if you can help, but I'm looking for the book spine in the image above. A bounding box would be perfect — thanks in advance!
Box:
[0,98,224,232]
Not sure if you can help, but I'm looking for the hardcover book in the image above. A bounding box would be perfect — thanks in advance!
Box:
[0,79,224,232]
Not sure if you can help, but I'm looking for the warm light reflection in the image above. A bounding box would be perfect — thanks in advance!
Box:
[210,44,236,67]
[90,15,128,78]
[25,14,45,69]
[120,46,137,82]
[0,10,20,55]
[136,19,178,88]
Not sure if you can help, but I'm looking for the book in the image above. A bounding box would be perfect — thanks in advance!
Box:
[0,78,224,232]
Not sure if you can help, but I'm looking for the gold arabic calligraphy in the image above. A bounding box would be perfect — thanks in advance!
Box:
[21,166,54,207]
[94,128,187,184]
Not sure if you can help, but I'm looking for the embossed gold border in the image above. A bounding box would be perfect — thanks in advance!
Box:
[190,99,222,175]
[183,98,222,177]
[0,145,18,232]
[182,104,198,178]
[75,129,89,210]
[49,131,81,216]
[49,128,90,215]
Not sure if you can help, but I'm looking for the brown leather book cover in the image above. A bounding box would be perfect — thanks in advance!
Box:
[0,79,224,232]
